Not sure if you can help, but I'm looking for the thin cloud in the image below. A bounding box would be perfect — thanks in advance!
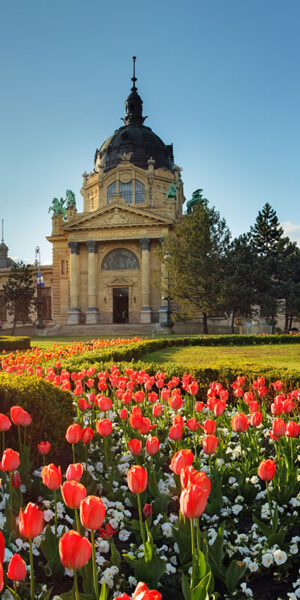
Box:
[282,222,300,247]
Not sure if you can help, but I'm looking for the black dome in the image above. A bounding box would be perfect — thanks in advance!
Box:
[94,59,174,173]
[95,124,174,172]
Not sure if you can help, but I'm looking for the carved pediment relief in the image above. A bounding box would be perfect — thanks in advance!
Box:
[63,200,173,231]
[105,276,134,287]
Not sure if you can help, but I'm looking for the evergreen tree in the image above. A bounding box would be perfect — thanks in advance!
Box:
[223,234,257,332]
[160,192,231,333]
[3,261,36,335]
[250,203,289,330]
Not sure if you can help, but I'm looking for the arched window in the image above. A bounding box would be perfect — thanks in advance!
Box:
[101,249,139,271]
[120,181,133,204]
[107,181,117,203]
[135,180,145,204]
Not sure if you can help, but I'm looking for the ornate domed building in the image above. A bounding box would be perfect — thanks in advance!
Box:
[47,59,185,326]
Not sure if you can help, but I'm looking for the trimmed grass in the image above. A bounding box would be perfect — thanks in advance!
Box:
[142,343,300,371]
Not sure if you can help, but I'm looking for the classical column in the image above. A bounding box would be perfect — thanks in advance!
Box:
[158,238,169,324]
[140,238,151,323]
[67,241,81,325]
[85,241,99,324]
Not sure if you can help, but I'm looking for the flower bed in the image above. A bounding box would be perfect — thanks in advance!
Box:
[0,358,299,599]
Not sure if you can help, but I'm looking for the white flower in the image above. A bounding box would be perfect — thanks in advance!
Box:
[166,562,176,574]
[153,513,163,526]
[232,504,243,515]
[249,562,259,572]
[261,552,273,567]
[161,522,173,538]
[44,509,55,523]
[240,582,253,597]
[128,576,137,587]
[98,540,110,553]
[290,544,298,555]
[273,549,287,565]
[119,529,130,542]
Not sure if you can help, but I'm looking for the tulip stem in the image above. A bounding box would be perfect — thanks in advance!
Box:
[72,444,76,464]
[290,437,294,468]
[73,568,79,600]
[91,529,99,598]
[29,537,35,600]
[190,518,195,589]
[104,438,109,473]
[8,471,13,511]
[24,427,27,448]
[17,425,22,454]
[53,489,58,537]
[137,493,146,551]
[196,518,201,551]
[2,431,5,454]
[74,508,80,533]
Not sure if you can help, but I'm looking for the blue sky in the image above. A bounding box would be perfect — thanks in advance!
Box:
[0,0,299,264]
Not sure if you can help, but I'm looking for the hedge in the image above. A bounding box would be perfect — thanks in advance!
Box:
[0,373,74,460]
[0,336,31,351]
[59,333,300,372]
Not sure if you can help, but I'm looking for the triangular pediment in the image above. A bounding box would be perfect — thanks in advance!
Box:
[63,199,173,231]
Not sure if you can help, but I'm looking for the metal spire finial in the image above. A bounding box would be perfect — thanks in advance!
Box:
[131,56,137,90]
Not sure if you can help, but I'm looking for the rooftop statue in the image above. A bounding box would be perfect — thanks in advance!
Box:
[66,189,76,209]
[166,183,179,201]
[186,188,208,214]
[48,197,67,219]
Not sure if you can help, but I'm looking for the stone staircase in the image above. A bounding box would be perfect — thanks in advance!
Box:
[37,323,159,337]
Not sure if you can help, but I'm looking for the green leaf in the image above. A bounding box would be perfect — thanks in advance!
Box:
[209,523,225,568]
[192,550,207,583]
[80,559,94,595]
[252,514,274,538]
[225,559,246,594]
[182,572,192,600]
[40,589,53,600]
[110,539,121,568]
[267,529,286,547]
[40,524,59,563]
[7,587,22,600]
[99,581,107,600]
[191,572,211,600]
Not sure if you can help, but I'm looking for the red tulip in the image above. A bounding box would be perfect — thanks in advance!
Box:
[38,441,51,455]
[145,436,160,455]
[272,418,286,438]
[115,594,131,600]
[80,495,106,530]
[170,449,194,475]
[286,421,300,437]
[152,403,163,418]
[180,466,211,496]
[41,464,62,490]
[258,459,276,481]
[11,471,21,489]
[132,582,162,600]
[214,400,226,417]
[0,414,11,432]
[96,419,112,437]
[127,465,147,494]
[98,396,113,411]
[61,480,87,509]
[202,434,218,455]
[143,503,153,517]
[231,413,248,433]
[0,564,3,594]
[119,408,128,420]
[10,406,31,427]
[7,554,27,581]
[250,412,263,427]
[204,419,217,434]
[66,463,84,482]
[65,424,82,444]
[129,407,143,429]
[81,427,94,444]
[195,401,204,413]
[19,502,44,538]
[0,530,4,563]
[128,438,142,455]
[187,418,200,432]
[59,530,91,569]
[180,484,209,518]
[99,523,116,539]
[1,448,20,472]
[169,424,183,441]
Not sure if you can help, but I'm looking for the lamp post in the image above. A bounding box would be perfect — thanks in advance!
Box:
[35,247,45,329]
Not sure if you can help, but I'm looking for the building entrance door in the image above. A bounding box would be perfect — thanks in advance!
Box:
[113,288,129,323]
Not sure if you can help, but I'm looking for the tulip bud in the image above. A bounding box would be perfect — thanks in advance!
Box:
[11,471,21,489]
[0,414,11,432]
[59,530,91,569]
[80,495,105,530]
[258,459,276,481]
[19,502,44,538]
[38,441,51,455]
[65,424,82,444]
[180,484,209,519]
[170,449,194,475]
[61,480,87,509]
[145,436,160,456]
[127,465,147,494]
[96,419,112,437]
[128,439,142,455]
[7,554,26,581]
[143,503,153,518]
[66,463,84,482]
[1,448,20,472]
[202,434,218,455]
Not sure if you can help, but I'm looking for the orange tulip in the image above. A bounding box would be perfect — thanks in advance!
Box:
[128,439,142,455]
[65,424,82,444]
[170,449,194,475]
[202,434,218,455]
[61,480,87,509]
[231,413,249,433]
[258,459,276,481]
[19,502,44,538]
[180,484,209,519]
[1,448,20,472]
[59,530,91,569]
[0,414,11,432]
[7,554,27,581]
[80,495,106,530]
[10,406,31,427]
[127,465,147,494]
[41,464,62,490]
[96,419,112,437]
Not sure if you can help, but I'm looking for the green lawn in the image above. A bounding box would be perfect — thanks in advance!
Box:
[30,336,100,347]
[142,344,300,371]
